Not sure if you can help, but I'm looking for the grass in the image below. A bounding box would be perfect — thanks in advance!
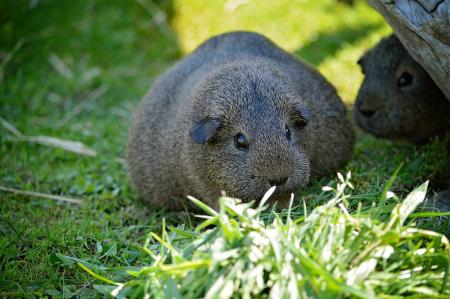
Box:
[0,0,449,297]
[61,176,450,298]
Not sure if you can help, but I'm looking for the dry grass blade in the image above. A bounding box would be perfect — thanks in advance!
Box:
[114,157,127,165]
[0,116,24,138]
[135,0,178,44]
[48,53,74,79]
[0,186,82,204]
[224,0,250,14]
[57,85,109,127]
[1,116,96,156]
[80,67,102,85]
[22,136,97,156]
[0,29,53,83]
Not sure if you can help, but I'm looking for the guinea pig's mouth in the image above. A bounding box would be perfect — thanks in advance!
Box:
[250,176,302,195]
[354,110,384,136]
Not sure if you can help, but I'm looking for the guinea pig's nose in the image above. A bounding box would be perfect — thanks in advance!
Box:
[358,105,376,118]
[269,177,288,187]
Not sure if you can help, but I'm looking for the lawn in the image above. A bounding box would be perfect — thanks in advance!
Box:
[0,0,449,297]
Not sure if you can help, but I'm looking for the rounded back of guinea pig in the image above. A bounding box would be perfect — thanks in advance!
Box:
[354,34,449,142]
[186,62,311,202]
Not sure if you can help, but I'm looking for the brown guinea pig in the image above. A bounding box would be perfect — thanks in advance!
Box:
[127,31,354,210]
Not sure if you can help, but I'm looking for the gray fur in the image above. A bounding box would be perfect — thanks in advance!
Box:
[354,34,450,143]
[127,31,354,210]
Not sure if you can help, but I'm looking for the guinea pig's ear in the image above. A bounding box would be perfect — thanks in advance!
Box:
[189,118,221,144]
[291,103,311,129]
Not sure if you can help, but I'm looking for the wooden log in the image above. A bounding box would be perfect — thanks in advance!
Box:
[368,0,450,100]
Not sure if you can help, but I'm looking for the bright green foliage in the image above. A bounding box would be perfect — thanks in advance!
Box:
[74,176,450,298]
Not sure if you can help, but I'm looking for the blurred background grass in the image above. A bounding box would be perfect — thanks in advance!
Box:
[172,0,390,102]
[0,0,448,297]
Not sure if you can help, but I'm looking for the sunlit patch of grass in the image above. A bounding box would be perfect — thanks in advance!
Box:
[318,26,392,103]
[172,0,386,53]
[172,0,390,103]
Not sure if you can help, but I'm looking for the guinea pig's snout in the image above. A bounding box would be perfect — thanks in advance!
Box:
[356,101,376,118]
[268,176,288,187]
[359,107,376,118]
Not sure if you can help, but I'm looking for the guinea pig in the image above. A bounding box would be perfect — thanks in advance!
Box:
[126,31,354,210]
[354,34,450,143]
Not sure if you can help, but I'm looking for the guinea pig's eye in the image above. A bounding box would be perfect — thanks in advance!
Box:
[285,125,291,141]
[398,72,413,88]
[234,133,249,151]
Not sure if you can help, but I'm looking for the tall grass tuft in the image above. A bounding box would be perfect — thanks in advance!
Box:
[77,173,450,298]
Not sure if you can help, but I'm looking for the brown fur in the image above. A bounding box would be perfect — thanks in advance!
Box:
[354,34,450,143]
[127,31,354,210]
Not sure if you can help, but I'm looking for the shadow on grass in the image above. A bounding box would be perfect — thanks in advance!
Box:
[295,22,383,66]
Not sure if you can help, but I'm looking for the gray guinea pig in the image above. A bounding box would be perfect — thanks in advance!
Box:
[354,34,450,143]
[127,31,355,210]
